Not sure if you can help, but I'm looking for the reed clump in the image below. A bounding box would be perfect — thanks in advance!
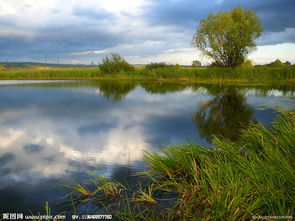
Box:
[144,62,175,70]
[63,110,295,220]
[99,54,135,74]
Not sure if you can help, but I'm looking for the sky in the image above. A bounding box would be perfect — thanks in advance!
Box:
[0,0,294,65]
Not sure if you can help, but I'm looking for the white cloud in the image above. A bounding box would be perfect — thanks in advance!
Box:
[94,0,150,15]
[0,129,23,149]
[249,43,295,64]
[125,47,203,65]
[70,50,106,55]
[0,0,294,65]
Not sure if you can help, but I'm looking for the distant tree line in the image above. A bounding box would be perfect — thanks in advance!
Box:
[265,59,292,67]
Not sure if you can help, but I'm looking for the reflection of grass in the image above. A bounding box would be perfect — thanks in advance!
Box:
[255,107,267,110]
[257,101,295,110]
[279,97,295,101]
[63,111,295,220]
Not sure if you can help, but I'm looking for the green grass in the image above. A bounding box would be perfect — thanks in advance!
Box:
[0,67,101,79]
[0,66,294,84]
[62,110,295,220]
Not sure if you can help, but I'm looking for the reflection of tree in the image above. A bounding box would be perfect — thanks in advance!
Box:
[193,88,254,142]
[97,80,137,102]
[140,82,188,94]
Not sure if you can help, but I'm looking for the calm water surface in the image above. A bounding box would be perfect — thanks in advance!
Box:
[0,80,294,214]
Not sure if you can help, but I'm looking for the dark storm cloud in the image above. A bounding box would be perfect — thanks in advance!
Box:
[145,0,295,44]
[0,36,29,56]
[0,153,15,167]
[0,6,127,61]
[0,0,294,62]
[23,144,44,154]
[0,25,125,60]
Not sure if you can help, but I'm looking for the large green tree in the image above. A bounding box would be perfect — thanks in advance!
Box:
[192,6,263,67]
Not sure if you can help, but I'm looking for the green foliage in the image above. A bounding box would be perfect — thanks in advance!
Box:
[99,53,135,74]
[268,59,284,67]
[210,60,224,67]
[147,111,295,220]
[193,6,263,67]
[61,175,127,214]
[266,59,294,68]
[192,60,202,67]
[0,62,95,69]
[284,61,292,66]
[0,67,101,79]
[144,62,175,70]
[239,59,254,68]
[0,66,295,83]
[143,62,181,78]
[63,111,295,220]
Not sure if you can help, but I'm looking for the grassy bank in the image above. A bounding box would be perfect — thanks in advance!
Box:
[63,110,295,220]
[0,66,295,84]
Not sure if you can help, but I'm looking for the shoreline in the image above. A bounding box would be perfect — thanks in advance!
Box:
[0,66,295,86]
[0,76,295,87]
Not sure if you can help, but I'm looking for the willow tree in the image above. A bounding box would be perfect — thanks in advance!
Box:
[192,6,263,67]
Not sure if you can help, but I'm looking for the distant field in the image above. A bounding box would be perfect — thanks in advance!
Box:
[0,62,96,69]
[0,65,295,84]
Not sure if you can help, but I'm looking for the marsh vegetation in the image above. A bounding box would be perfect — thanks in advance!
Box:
[1,5,294,220]
[0,65,294,85]
[62,110,295,220]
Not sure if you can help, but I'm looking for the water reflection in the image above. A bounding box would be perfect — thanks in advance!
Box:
[193,87,254,142]
[139,81,188,94]
[0,80,294,214]
[96,80,137,101]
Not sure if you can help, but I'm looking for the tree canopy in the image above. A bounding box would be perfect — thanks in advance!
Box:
[192,6,263,67]
[267,59,292,67]
[192,60,202,67]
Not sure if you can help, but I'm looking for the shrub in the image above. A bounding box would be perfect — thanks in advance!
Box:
[283,61,292,66]
[192,60,201,67]
[144,62,175,70]
[99,54,135,74]
[239,59,254,68]
[210,60,224,67]
[268,59,284,68]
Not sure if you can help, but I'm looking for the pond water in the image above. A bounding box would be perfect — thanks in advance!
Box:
[0,80,294,215]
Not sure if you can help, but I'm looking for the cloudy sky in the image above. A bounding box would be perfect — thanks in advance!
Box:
[0,0,294,65]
